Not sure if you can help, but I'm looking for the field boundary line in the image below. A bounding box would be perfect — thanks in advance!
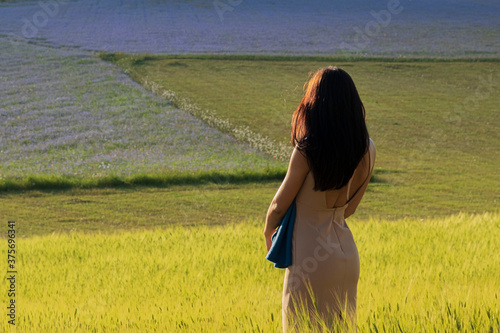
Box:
[137,76,292,161]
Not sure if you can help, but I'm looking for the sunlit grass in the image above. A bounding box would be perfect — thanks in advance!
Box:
[0,183,277,237]
[1,212,498,332]
[104,54,500,218]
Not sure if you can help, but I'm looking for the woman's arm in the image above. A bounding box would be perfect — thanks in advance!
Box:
[264,148,310,251]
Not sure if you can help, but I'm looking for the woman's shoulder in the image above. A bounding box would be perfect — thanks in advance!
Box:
[369,138,376,150]
[368,138,376,163]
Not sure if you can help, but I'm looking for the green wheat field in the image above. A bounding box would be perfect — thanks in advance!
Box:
[1,40,499,331]
[1,214,499,332]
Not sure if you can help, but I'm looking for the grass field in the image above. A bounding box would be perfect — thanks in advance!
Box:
[3,39,497,221]
[1,213,498,332]
[102,54,499,219]
[1,38,499,332]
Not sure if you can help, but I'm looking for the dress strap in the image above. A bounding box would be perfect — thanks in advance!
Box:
[346,142,374,204]
[346,169,356,200]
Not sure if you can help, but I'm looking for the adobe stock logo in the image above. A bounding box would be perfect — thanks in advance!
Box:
[213,0,242,22]
[288,233,341,290]
[21,0,68,38]
[341,0,404,51]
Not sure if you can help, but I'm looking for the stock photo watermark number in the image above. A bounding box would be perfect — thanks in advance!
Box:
[7,221,17,326]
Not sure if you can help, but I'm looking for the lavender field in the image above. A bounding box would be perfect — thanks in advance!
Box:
[0,0,499,57]
[0,38,280,178]
[1,0,499,180]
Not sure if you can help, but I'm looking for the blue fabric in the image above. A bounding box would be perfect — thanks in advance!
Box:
[266,200,296,269]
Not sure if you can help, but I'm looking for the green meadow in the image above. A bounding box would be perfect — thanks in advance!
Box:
[2,53,499,331]
[102,54,500,219]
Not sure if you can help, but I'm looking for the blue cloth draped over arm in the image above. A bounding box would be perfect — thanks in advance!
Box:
[265,200,296,269]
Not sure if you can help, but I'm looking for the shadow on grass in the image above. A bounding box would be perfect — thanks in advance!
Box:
[98,52,500,64]
[369,174,385,184]
[368,169,403,184]
[0,168,288,192]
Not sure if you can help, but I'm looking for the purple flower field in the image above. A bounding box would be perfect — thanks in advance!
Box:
[0,38,282,178]
[0,0,498,57]
[0,0,498,179]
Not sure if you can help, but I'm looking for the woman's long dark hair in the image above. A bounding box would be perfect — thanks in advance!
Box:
[291,66,370,191]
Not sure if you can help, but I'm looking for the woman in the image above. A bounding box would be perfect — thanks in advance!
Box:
[264,66,376,331]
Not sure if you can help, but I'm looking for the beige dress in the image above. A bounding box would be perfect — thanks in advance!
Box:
[282,142,375,331]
